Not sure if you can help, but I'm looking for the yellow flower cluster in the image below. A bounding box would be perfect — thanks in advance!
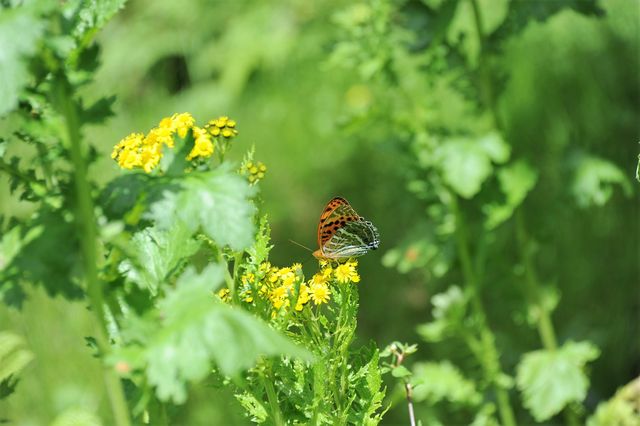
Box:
[111,113,238,173]
[241,161,267,184]
[206,116,238,139]
[216,259,360,316]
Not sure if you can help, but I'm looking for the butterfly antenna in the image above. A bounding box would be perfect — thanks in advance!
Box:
[288,239,313,253]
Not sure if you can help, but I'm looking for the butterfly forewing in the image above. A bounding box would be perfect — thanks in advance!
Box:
[315,197,380,260]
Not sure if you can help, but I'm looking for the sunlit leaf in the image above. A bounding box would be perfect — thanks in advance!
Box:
[572,155,632,207]
[587,377,640,426]
[417,286,468,342]
[435,133,509,199]
[112,264,312,404]
[412,360,482,405]
[484,160,538,229]
[0,331,34,400]
[517,340,600,421]
[119,223,201,295]
[149,166,256,251]
[447,0,510,66]
[0,7,44,116]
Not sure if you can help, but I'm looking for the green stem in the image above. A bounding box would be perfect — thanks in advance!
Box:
[451,195,516,426]
[54,74,131,426]
[515,211,558,351]
[469,0,500,127]
[260,365,284,426]
[516,211,581,425]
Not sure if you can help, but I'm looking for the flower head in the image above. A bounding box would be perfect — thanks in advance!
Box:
[242,160,267,184]
[207,116,238,139]
[334,260,360,283]
[309,281,331,305]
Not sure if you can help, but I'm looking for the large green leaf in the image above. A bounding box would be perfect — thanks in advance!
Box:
[516,340,600,421]
[411,360,481,406]
[149,167,256,251]
[119,223,201,295]
[112,264,311,404]
[434,132,510,199]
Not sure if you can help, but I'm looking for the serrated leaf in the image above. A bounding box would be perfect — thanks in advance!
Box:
[80,95,116,124]
[484,160,538,229]
[72,0,129,39]
[149,166,257,251]
[112,264,311,404]
[517,340,600,421]
[119,223,201,295]
[572,154,632,207]
[0,210,84,306]
[0,7,45,116]
[434,137,491,198]
[412,360,482,406]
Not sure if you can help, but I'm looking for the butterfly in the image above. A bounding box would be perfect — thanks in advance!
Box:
[312,197,380,260]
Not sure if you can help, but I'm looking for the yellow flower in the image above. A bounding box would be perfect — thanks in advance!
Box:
[112,133,145,169]
[309,282,331,305]
[217,288,230,303]
[147,125,175,148]
[270,286,290,310]
[187,126,215,160]
[242,160,267,185]
[207,115,238,139]
[295,283,310,311]
[240,288,254,303]
[140,143,162,173]
[172,112,195,138]
[334,260,360,283]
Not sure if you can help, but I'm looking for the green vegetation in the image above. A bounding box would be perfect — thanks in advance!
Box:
[1,0,637,424]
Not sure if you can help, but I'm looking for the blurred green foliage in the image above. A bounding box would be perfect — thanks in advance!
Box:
[1,0,638,424]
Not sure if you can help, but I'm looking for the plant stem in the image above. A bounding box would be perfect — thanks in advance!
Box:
[515,211,558,351]
[515,211,582,425]
[451,195,516,426]
[54,74,131,426]
[405,382,416,426]
[260,365,285,426]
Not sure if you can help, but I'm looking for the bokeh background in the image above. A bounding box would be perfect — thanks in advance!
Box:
[1,0,638,424]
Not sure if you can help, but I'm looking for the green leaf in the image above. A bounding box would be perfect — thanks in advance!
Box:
[447,0,510,66]
[149,166,257,251]
[417,286,468,342]
[0,210,84,307]
[0,331,34,400]
[0,7,45,116]
[235,391,268,424]
[587,377,640,426]
[119,223,201,295]
[572,154,632,207]
[71,0,129,39]
[435,133,509,199]
[484,160,538,229]
[391,365,412,379]
[517,340,600,421]
[412,360,482,406]
[112,264,311,404]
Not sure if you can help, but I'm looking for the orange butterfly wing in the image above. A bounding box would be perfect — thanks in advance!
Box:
[314,197,360,259]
